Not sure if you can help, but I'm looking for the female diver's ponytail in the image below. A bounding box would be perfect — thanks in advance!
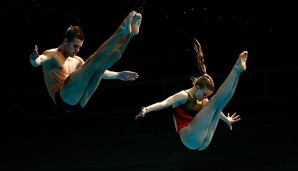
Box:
[191,38,214,91]
[193,38,206,76]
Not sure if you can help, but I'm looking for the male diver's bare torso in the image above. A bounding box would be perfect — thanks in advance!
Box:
[42,48,83,101]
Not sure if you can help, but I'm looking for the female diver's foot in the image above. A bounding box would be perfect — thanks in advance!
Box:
[193,38,206,74]
[235,51,248,72]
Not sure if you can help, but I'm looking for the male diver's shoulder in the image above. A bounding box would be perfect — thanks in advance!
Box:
[43,48,58,54]
[47,48,58,52]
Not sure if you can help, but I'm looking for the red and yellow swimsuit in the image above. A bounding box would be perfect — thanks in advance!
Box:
[173,91,204,133]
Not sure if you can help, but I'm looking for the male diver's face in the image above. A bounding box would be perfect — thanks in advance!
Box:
[65,38,84,57]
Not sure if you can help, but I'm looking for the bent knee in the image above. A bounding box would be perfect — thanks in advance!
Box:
[197,144,209,151]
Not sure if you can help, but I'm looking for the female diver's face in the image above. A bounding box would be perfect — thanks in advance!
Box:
[194,87,213,101]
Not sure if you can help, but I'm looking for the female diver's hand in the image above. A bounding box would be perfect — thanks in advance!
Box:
[226,112,241,130]
[135,107,147,120]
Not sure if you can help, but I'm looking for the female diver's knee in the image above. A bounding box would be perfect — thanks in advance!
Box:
[197,144,209,151]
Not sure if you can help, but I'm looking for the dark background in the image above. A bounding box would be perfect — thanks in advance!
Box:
[1,1,297,171]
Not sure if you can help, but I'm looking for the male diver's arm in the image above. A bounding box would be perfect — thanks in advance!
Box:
[103,70,139,81]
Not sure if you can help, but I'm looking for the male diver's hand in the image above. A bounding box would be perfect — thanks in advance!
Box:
[118,71,139,81]
[29,45,39,66]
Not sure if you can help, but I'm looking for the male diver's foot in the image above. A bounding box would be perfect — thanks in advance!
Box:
[119,11,134,35]
[131,12,142,36]
[193,38,206,74]
[235,51,248,72]
[119,11,141,36]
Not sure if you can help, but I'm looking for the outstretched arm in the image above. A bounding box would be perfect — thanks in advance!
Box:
[103,70,139,81]
[220,112,241,130]
[135,91,187,120]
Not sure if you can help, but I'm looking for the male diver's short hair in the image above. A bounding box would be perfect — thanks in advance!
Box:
[64,25,85,42]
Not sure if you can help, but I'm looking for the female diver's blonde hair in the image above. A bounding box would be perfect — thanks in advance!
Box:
[191,38,214,91]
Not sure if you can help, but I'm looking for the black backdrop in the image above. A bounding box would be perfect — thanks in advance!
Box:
[1,1,297,171]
